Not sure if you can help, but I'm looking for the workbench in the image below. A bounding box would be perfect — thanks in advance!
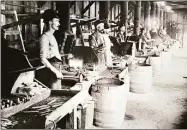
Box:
[1,59,129,129]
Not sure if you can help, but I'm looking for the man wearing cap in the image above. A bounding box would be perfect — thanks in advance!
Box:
[89,20,106,64]
[37,9,63,89]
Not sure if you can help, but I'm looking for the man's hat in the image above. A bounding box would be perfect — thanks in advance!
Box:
[94,20,104,27]
[42,9,60,24]
[94,20,110,29]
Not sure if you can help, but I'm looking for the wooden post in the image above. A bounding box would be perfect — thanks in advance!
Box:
[163,9,167,29]
[150,1,157,29]
[99,1,110,20]
[156,4,160,28]
[133,1,141,54]
[182,12,185,48]
[121,1,128,35]
[144,1,150,30]
[150,2,156,21]
[134,1,141,35]
[21,1,26,40]
[73,107,77,129]
[56,1,71,33]
[160,9,164,29]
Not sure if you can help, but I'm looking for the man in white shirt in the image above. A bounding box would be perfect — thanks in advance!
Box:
[37,9,63,89]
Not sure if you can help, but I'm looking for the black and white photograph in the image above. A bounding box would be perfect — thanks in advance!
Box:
[1,1,187,129]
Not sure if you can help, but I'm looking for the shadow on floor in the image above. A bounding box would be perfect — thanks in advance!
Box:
[124,114,135,120]
[173,99,187,129]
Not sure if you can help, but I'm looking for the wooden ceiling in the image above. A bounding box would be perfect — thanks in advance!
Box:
[165,1,187,11]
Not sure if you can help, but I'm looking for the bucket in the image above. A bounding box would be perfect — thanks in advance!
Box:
[128,63,152,93]
[91,78,128,128]
[148,55,161,76]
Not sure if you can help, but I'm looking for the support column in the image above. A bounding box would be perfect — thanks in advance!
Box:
[156,4,160,28]
[163,9,167,29]
[150,2,156,28]
[56,1,71,33]
[133,1,141,54]
[150,2,156,20]
[144,1,150,30]
[160,9,164,29]
[99,1,110,21]
[121,1,128,25]
[121,1,128,35]
[134,1,141,35]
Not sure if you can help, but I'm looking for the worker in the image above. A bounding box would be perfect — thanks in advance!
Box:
[139,28,155,49]
[37,9,63,89]
[89,20,106,65]
[103,22,113,67]
[116,24,127,43]
[150,26,162,47]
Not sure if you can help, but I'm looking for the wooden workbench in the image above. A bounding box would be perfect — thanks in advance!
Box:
[3,61,129,129]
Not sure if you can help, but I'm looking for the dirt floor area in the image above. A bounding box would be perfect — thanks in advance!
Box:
[92,46,187,129]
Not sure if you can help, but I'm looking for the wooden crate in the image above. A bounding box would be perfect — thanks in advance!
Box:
[1,70,51,118]
[1,80,51,118]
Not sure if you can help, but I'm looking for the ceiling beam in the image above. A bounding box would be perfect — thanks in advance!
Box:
[82,1,95,15]
[171,5,187,9]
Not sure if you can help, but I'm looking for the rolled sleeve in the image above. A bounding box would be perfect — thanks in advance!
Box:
[39,35,49,60]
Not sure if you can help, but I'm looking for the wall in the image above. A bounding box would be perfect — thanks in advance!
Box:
[1,1,52,50]
[1,1,137,50]
[167,10,187,47]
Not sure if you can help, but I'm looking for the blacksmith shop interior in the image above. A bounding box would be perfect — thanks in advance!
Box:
[1,1,187,129]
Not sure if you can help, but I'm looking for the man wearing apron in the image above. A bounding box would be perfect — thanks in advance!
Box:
[37,9,63,89]
[89,20,106,64]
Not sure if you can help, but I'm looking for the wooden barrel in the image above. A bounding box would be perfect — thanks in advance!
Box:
[148,55,161,76]
[169,46,175,56]
[160,51,172,69]
[91,78,128,128]
[128,63,152,93]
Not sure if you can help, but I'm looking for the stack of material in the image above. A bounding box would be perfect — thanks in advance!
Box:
[3,96,71,129]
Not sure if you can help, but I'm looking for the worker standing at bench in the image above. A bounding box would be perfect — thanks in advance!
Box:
[89,20,106,65]
[37,9,63,89]
[116,24,127,43]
